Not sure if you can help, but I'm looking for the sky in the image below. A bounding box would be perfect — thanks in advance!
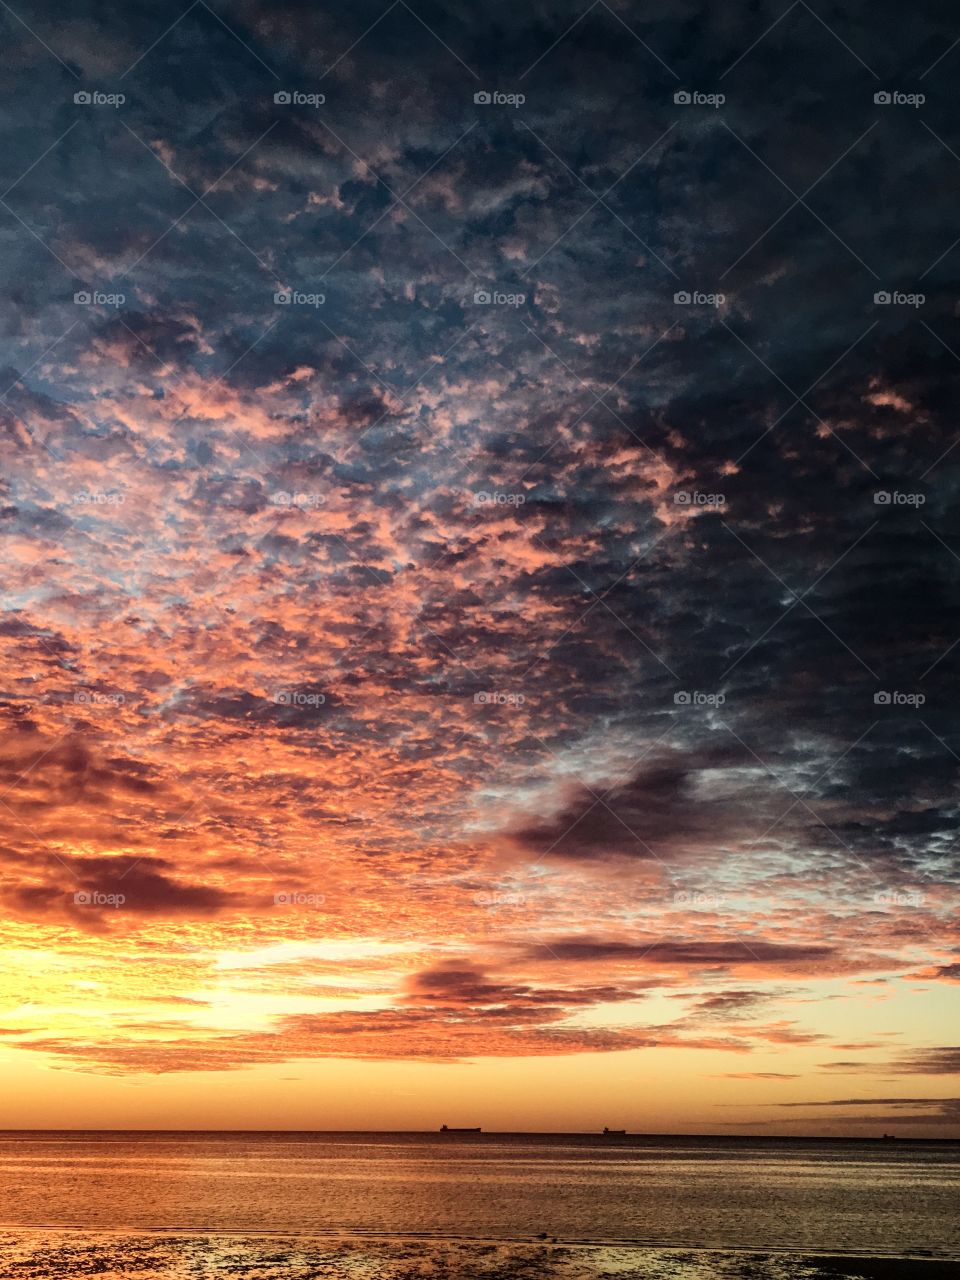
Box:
[0,0,958,1136]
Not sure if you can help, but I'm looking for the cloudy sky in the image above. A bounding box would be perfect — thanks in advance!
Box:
[0,0,958,1135]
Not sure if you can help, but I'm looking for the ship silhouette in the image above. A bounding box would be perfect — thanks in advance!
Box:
[602,1127,626,1135]
[440,1124,481,1132]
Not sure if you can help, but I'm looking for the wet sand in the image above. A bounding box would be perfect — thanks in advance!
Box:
[0,1234,955,1280]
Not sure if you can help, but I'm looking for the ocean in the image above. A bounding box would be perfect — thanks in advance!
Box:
[0,1131,957,1278]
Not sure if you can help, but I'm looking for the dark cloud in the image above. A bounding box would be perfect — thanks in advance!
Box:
[683,989,793,1020]
[2,853,236,922]
[404,964,650,1010]
[508,756,752,860]
[772,1096,960,1108]
[530,938,836,968]
[894,1047,960,1075]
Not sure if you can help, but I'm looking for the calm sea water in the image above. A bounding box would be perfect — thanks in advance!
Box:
[0,1132,957,1259]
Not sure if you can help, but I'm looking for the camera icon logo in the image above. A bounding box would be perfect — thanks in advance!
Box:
[74,291,92,305]
[474,91,491,104]
[874,91,892,105]
[73,891,91,904]
[674,290,691,304]
[474,289,491,304]
[674,90,691,105]
[74,90,91,105]
[874,691,891,705]
[274,290,291,304]
[274,91,292,104]
[873,490,891,505]
[674,690,691,705]
[674,491,691,505]
[874,290,891,305]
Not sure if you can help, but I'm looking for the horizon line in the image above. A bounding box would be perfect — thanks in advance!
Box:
[0,1128,955,1141]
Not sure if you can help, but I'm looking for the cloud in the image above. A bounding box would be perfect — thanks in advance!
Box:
[528,937,838,971]
[713,1072,801,1080]
[0,0,956,1106]
[893,1047,960,1075]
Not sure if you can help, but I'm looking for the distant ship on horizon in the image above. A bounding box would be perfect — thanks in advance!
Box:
[602,1127,626,1135]
[439,1124,481,1133]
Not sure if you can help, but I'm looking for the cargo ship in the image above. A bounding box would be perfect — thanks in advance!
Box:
[439,1124,481,1132]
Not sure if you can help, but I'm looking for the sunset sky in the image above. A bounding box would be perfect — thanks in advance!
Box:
[1,0,958,1136]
